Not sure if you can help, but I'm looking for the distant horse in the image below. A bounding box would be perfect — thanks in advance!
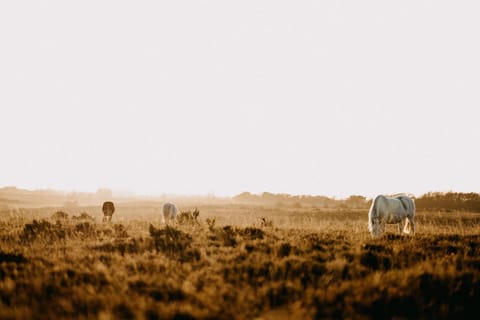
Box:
[162,202,178,224]
[102,201,115,223]
[368,194,415,237]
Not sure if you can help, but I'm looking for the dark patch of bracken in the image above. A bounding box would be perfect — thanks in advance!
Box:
[149,224,200,262]
[74,222,98,239]
[113,303,136,320]
[303,233,339,251]
[20,220,68,243]
[171,312,197,320]
[72,212,95,221]
[208,225,238,247]
[149,224,192,253]
[244,242,273,255]
[113,224,129,238]
[128,280,186,302]
[239,227,264,240]
[92,238,152,256]
[276,242,292,258]
[262,282,302,308]
[0,251,27,263]
[359,251,392,271]
[223,255,327,289]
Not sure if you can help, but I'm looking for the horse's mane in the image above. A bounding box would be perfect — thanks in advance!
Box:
[387,193,414,198]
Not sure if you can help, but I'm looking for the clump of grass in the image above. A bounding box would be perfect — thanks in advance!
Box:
[74,222,97,239]
[239,227,264,240]
[177,208,200,225]
[208,225,237,247]
[20,219,130,243]
[206,218,216,232]
[261,217,273,228]
[208,225,264,247]
[277,242,292,257]
[220,226,238,247]
[113,224,129,238]
[51,211,69,220]
[92,238,148,256]
[72,212,95,221]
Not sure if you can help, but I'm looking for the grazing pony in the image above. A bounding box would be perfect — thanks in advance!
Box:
[368,194,415,237]
[162,202,178,224]
[102,201,115,223]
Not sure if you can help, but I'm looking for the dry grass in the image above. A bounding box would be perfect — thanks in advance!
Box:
[0,205,479,319]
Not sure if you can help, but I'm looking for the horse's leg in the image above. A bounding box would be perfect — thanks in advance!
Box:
[380,221,385,234]
[400,217,409,234]
[409,216,415,235]
[373,222,381,237]
[398,221,404,233]
[370,218,377,237]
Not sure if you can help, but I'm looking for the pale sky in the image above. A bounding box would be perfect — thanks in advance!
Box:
[1,1,479,198]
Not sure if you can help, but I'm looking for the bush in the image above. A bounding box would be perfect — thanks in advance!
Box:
[149,225,199,262]
[21,220,68,243]
[74,222,97,239]
[72,212,95,221]
[113,224,129,238]
[51,211,69,220]
[239,227,264,240]
[177,208,200,225]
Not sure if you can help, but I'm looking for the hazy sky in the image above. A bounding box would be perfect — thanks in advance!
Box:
[1,1,479,198]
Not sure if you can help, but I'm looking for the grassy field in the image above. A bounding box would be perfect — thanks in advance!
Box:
[0,203,479,319]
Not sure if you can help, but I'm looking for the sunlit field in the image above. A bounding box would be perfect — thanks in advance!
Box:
[1,203,479,319]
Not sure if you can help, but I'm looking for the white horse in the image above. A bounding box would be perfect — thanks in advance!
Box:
[368,194,415,237]
[162,202,178,224]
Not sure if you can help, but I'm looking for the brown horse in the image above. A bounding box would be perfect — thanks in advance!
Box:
[102,201,115,223]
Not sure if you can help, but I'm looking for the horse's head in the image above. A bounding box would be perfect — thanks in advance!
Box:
[369,218,383,237]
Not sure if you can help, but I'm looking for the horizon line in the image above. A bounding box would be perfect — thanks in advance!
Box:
[1,185,477,200]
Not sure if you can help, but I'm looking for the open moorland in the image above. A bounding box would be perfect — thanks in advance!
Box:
[0,202,480,319]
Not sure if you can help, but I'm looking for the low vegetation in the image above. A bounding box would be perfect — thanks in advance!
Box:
[0,204,479,319]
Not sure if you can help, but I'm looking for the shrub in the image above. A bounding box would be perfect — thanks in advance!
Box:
[206,218,216,232]
[74,222,97,239]
[0,251,27,263]
[277,242,292,258]
[20,220,68,243]
[260,217,273,228]
[51,211,69,220]
[72,212,94,221]
[113,224,129,238]
[219,226,237,247]
[177,208,200,225]
[149,225,199,262]
[239,227,264,240]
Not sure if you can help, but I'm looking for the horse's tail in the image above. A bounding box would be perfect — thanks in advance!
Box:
[409,196,415,229]
[368,197,378,232]
[411,197,416,216]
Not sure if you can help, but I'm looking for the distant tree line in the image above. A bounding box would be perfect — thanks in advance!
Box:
[414,192,480,212]
[0,186,114,208]
[233,191,480,212]
[233,192,370,209]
